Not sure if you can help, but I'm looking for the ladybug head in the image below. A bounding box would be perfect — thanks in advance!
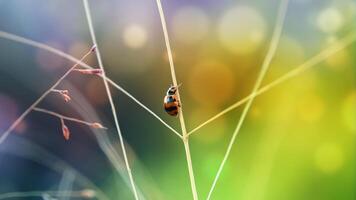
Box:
[167,84,181,95]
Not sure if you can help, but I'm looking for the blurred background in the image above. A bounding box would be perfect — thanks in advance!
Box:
[0,0,355,199]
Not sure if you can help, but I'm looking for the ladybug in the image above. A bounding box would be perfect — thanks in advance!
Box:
[164,85,181,116]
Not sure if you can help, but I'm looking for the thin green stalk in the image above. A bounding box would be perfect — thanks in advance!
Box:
[0,31,181,142]
[187,31,356,137]
[82,0,139,199]
[155,0,198,199]
[207,0,289,199]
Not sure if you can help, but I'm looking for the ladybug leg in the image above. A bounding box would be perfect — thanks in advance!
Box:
[177,100,181,107]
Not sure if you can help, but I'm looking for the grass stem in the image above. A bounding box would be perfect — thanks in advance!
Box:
[206,1,289,199]
[0,46,93,144]
[0,30,181,141]
[33,107,107,129]
[82,0,139,199]
[155,0,199,199]
[1,26,355,199]
[187,30,356,137]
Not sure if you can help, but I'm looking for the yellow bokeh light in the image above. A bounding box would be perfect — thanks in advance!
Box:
[249,106,262,119]
[322,35,351,70]
[326,49,350,70]
[341,91,356,132]
[122,24,147,49]
[189,107,227,143]
[188,60,235,107]
[317,7,344,33]
[172,6,210,44]
[297,93,324,123]
[325,48,350,71]
[271,36,305,69]
[314,143,344,174]
[218,6,266,55]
